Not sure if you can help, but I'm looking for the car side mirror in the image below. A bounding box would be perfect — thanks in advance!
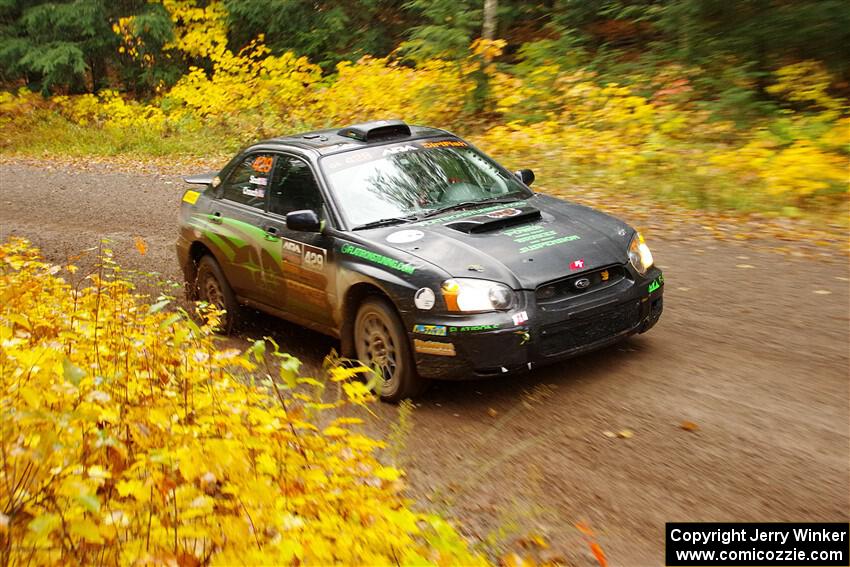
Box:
[515,169,535,186]
[286,209,322,232]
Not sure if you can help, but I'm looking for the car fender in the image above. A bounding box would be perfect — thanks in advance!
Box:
[332,237,450,354]
[181,212,242,283]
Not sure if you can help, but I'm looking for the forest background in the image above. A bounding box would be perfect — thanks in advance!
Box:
[0,0,848,223]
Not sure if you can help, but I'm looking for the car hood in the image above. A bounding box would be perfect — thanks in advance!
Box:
[371,194,634,289]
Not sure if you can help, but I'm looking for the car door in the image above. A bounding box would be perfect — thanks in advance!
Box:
[259,153,335,327]
[207,152,281,301]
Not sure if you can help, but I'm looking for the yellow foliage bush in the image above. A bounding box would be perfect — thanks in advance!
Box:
[0,88,45,134]
[479,62,848,207]
[1,17,847,214]
[0,239,482,566]
[54,90,168,130]
[303,56,474,128]
[710,138,849,200]
[766,60,845,118]
[161,0,229,60]
[165,40,322,122]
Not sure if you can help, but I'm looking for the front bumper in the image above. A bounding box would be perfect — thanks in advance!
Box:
[408,266,664,380]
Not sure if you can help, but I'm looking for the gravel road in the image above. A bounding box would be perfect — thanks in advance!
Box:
[2,161,848,565]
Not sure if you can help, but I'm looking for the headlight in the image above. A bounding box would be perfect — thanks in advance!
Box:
[628,232,654,275]
[441,278,515,312]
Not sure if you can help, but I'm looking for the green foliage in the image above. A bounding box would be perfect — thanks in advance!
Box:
[114,3,177,94]
[551,0,850,82]
[224,0,407,69]
[399,0,481,62]
[0,0,123,93]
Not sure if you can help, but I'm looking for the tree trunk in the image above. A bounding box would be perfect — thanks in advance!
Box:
[482,0,498,41]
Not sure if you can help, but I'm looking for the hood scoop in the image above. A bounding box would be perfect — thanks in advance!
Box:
[444,205,542,234]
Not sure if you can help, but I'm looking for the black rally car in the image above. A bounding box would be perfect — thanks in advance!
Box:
[177,119,663,401]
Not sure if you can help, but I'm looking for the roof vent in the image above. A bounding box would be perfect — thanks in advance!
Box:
[337,119,411,142]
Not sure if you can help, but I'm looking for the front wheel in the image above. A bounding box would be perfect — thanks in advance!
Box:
[354,297,425,402]
[195,255,240,334]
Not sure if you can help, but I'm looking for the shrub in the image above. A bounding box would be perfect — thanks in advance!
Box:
[0,238,481,565]
[477,62,848,213]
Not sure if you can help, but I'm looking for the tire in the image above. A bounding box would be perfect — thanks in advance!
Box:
[354,297,425,402]
[195,255,240,334]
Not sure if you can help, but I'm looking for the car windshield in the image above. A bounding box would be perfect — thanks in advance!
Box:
[320,139,532,228]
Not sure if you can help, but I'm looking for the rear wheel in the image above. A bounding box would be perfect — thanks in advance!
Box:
[354,297,425,402]
[195,255,239,334]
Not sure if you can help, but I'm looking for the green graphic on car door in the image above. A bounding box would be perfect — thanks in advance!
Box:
[189,214,284,293]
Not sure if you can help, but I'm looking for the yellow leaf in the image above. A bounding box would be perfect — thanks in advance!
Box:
[28,514,60,537]
[331,417,364,426]
[116,479,149,502]
[179,451,205,482]
[134,236,147,256]
[256,452,277,475]
[88,465,111,480]
[375,466,402,481]
[70,518,104,544]
[322,426,348,437]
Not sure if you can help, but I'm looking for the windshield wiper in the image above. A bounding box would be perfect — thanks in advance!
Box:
[351,214,419,231]
[420,195,522,219]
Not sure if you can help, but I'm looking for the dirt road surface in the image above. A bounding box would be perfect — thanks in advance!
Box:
[2,161,848,565]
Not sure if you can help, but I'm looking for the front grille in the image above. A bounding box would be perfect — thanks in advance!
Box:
[538,300,641,357]
[535,265,626,304]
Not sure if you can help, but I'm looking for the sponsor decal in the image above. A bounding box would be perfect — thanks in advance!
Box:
[343,152,372,165]
[382,145,417,156]
[414,287,435,310]
[569,258,585,270]
[448,324,500,333]
[413,324,447,336]
[242,187,265,198]
[182,190,201,205]
[421,139,467,149]
[303,247,325,272]
[341,243,415,275]
[281,237,326,273]
[413,201,528,227]
[249,175,268,186]
[386,230,424,244]
[516,330,530,345]
[519,235,580,254]
[486,207,523,219]
[501,224,546,237]
[467,264,485,272]
[514,230,557,243]
[512,311,529,326]
[648,274,664,293]
[414,339,456,357]
[601,270,609,281]
[252,156,273,173]
[502,225,581,254]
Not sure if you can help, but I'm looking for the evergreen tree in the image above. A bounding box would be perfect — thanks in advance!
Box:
[224,0,410,69]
